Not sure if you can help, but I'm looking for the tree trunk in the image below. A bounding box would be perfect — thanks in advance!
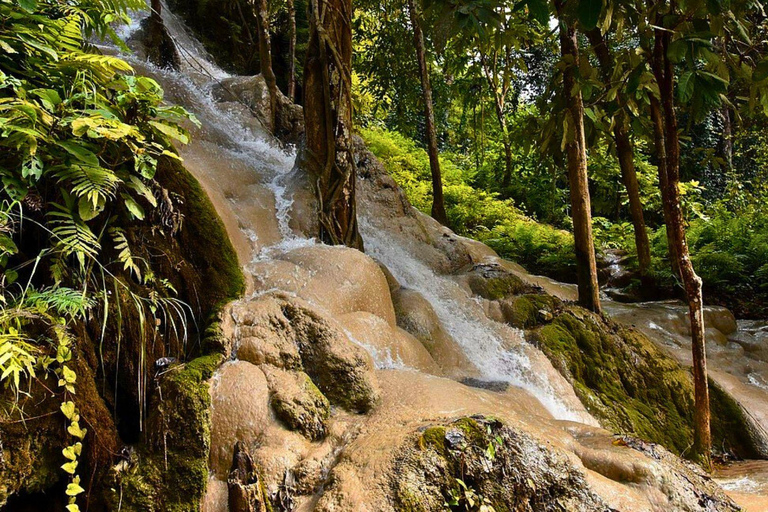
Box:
[502,138,513,189]
[720,105,733,171]
[614,122,651,274]
[407,0,448,226]
[302,0,362,249]
[648,96,681,276]
[652,28,711,467]
[287,0,297,101]
[146,0,180,69]
[558,18,601,313]
[585,29,651,275]
[255,0,278,131]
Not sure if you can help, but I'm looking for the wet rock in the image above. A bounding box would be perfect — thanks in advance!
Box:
[705,307,738,336]
[340,311,442,374]
[394,416,610,511]
[391,287,476,376]
[230,294,380,414]
[460,377,510,392]
[498,293,559,329]
[209,361,271,477]
[461,263,528,300]
[211,75,304,144]
[233,298,303,369]
[283,300,380,413]
[262,366,330,441]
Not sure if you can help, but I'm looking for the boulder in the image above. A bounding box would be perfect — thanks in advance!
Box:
[262,366,331,441]
[209,361,271,477]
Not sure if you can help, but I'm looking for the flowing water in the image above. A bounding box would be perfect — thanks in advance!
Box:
[105,8,768,505]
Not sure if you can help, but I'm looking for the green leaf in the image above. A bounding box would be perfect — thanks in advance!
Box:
[122,194,145,220]
[667,39,688,64]
[578,0,602,29]
[65,482,85,496]
[149,121,189,144]
[56,141,100,167]
[17,0,38,12]
[678,71,695,103]
[61,460,78,474]
[78,196,105,221]
[67,421,87,439]
[526,0,549,24]
[755,59,768,82]
[60,401,76,420]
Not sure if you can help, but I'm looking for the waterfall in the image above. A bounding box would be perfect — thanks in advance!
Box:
[97,4,594,424]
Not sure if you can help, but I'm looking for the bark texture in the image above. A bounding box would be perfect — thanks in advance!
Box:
[287,0,297,101]
[407,0,448,226]
[228,441,270,512]
[558,17,601,313]
[650,23,711,467]
[302,0,362,248]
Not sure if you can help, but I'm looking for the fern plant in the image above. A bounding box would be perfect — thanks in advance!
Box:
[1,0,200,508]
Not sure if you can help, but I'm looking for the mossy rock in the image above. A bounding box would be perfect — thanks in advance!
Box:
[466,265,527,300]
[499,293,558,329]
[105,354,223,511]
[529,306,764,459]
[394,416,608,512]
[265,367,331,440]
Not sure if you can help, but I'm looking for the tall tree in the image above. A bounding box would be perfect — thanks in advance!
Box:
[585,29,651,275]
[649,20,711,464]
[286,0,297,101]
[407,0,449,225]
[303,0,362,248]
[555,1,601,313]
[255,0,279,131]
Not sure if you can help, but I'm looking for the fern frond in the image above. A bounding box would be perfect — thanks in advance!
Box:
[48,203,101,265]
[53,165,121,206]
[109,227,142,281]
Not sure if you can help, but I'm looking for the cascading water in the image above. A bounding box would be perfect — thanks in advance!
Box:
[103,7,768,506]
[103,3,593,425]
[358,218,589,422]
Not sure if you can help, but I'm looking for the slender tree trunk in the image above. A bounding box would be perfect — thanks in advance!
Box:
[720,105,733,171]
[255,0,278,131]
[648,96,681,276]
[586,29,651,275]
[614,122,651,273]
[501,138,513,189]
[407,0,448,226]
[146,0,179,69]
[557,18,601,313]
[652,27,711,467]
[287,0,297,101]
[302,0,362,249]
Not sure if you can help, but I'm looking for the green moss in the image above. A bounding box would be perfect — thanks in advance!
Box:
[530,306,763,459]
[270,373,331,440]
[157,158,244,309]
[502,294,557,328]
[452,417,487,445]
[419,426,447,456]
[106,354,223,511]
[468,273,526,300]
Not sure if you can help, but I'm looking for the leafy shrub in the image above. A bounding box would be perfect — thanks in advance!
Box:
[1,0,196,507]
